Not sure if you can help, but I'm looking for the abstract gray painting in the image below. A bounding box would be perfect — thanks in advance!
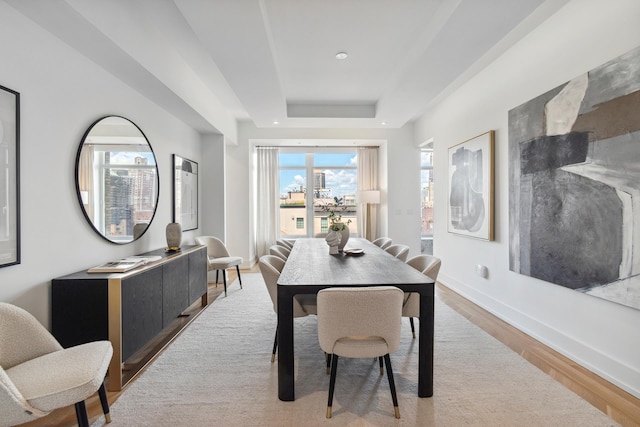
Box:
[509,45,640,311]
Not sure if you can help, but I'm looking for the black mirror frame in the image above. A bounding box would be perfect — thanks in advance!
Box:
[74,115,160,244]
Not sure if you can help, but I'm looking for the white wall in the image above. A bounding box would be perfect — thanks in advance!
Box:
[228,122,421,268]
[414,0,640,397]
[0,2,208,326]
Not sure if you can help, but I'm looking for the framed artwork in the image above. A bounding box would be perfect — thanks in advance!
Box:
[0,85,20,268]
[173,154,198,231]
[509,45,640,311]
[447,130,494,240]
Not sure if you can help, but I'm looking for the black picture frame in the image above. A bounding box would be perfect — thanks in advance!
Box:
[0,84,20,268]
[173,154,198,231]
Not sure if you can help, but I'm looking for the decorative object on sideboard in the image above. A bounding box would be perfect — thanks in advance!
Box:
[0,84,20,268]
[75,115,159,244]
[166,222,182,251]
[173,154,198,231]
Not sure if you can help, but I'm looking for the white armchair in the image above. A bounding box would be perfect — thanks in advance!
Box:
[195,236,243,296]
[0,302,113,427]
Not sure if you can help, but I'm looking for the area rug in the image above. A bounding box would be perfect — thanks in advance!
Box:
[92,274,617,426]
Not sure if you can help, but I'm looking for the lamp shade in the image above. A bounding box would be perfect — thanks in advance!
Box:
[358,190,380,204]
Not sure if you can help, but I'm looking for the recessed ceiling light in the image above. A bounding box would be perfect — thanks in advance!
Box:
[335,52,348,60]
[381,121,387,126]
[273,121,279,125]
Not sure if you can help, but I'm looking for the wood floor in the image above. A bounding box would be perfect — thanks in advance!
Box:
[23,269,640,427]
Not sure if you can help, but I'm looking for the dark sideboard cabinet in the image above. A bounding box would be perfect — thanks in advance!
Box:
[52,245,208,391]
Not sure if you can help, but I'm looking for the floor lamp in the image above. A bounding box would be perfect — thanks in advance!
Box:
[358,190,380,241]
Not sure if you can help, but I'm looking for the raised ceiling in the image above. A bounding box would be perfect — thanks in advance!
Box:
[7,0,567,134]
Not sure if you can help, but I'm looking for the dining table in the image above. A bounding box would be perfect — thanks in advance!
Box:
[276,237,435,401]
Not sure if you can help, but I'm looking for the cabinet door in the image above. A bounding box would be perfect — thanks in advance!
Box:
[163,254,190,327]
[121,266,163,361]
[189,247,208,303]
[51,278,108,348]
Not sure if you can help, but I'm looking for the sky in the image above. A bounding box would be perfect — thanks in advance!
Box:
[279,153,357,200]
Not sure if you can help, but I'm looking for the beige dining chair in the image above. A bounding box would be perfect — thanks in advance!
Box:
[372,237,392,250]
[258,255,317,362]
[276,239,294,250]
[269,244,290,262]
[385,244,410,262]
[195,236,243,296]
[318,286,403,419]
[403,255,442,338]
[0,303,113,427]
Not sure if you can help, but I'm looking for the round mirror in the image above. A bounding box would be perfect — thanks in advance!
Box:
[75,116,159,244]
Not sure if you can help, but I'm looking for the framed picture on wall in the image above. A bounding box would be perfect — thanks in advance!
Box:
[0,84,20,268]
[173,154,198,231]
[447,130,494,241]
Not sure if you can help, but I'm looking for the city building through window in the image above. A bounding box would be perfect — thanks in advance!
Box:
[279,150,357,238]
[421,147,434,254]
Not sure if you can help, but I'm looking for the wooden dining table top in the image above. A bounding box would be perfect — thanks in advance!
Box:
[278,237,433,289]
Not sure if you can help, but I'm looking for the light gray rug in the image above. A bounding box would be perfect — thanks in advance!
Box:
[93,274,617,426]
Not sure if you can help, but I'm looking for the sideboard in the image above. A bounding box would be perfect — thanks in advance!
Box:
[51,245,208,391]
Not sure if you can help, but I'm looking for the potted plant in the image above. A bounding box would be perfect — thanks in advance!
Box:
[320,202,352,252]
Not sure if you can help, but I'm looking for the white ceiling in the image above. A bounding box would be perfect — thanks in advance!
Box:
[7,0,568,134]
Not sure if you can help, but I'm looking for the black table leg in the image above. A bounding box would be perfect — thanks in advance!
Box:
[277,288,295,401]
[418,287,435,397]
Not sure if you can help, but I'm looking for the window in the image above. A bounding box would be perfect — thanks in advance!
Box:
[421,147,434,254]
[279,149,357,237]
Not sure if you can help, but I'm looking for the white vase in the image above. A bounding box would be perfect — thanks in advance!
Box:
[336,223,350,252]
[325,229,341,255]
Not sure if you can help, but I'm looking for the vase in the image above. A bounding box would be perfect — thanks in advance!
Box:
[325,229,341,255]
[166,222,182,250]
[335,223,350,252]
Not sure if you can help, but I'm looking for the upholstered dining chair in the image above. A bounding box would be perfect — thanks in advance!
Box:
[276,239,294,250]
[385,244,410,262]
[318,286,403,419]
[195,236,243,296]
[372,237,392,250]
[403,255,442,338]
[0,302,113,427]
[258,255,317,362]
[269,244,290,262]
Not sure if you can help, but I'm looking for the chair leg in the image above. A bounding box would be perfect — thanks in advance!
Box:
[75,401,90,427]
[97,382,112,423]
[325,352,331,374]
[222,269,227,296]
[383,354,400,419]
[215,270,219,285]
[409,317,416,339]
[379,356,384,375]
[271,328,278,363]
[236,265,243,289]
[327,354,339,418]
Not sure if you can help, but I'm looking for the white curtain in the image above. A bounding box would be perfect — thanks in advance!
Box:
[357,147,379,240]
[256,147,280,257]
